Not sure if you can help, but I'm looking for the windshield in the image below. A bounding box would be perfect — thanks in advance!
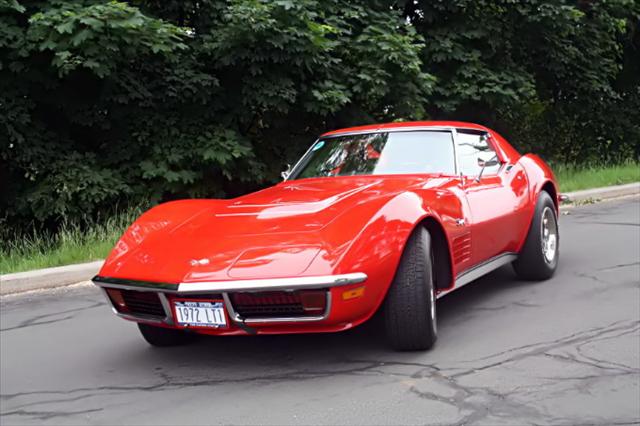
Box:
[290,131,456,179]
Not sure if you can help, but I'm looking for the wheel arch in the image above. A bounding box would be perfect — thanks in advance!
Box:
[540,180,559,211]
[514,154,561,254]
[519,153,560,211]
[512,179,559,255]
[417,216,454,291]
[333,190,460,325]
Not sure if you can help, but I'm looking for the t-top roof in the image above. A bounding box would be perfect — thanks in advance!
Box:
[320,121,489,137]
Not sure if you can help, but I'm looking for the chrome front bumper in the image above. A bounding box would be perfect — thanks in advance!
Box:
[92,273,367,327]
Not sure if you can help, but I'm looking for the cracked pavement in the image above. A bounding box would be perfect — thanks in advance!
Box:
[1,197,639,425]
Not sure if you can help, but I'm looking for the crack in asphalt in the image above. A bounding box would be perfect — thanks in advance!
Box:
[3,320,638,425]
[2,199,639,424]
[574,270,616,285]
[0,360,438,420]
[457,320,637,365]
[0,361,401,401]
[405,366,583,426]
[544,352,638,374]
[574,221,640,227]
[398,320,640,425]
[1,408,104,421]
[596,261,640,271]
[0,302,103,332]
[467,301,541,311]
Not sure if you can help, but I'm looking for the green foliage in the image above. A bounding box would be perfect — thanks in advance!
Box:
[27,1,188,77]
[1,0,638,234]
[0,0,25,13]
[405,0,640,163]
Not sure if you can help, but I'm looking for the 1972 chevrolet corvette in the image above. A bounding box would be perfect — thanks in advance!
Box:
[93,121,560,350]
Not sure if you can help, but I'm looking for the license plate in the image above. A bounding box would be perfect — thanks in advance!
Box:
[173,300,228,328]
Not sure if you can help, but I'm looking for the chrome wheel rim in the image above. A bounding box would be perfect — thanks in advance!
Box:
[430,287,436,329]
[541,207,558,264]
[429,248,437,331]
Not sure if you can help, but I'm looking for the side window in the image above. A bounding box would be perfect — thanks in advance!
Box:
[456,132,501,176]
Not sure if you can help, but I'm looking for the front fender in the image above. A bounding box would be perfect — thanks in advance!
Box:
[319,188,460,324]
[100,199,224,276]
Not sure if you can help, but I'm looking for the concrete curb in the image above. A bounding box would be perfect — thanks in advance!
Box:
[1,261,103,295]
[563,182,639,204]
[1,182,638,296]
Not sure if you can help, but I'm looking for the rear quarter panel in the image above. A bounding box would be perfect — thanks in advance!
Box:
[520,154,560,210]
[515,154,560,252]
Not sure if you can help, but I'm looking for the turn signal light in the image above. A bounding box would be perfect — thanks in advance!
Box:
[299,291,327,313]
[105,288,130,313]
[342,286,365,300]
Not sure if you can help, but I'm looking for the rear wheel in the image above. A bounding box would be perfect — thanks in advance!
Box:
[384,226,437,351]
[137,323,196,347]
[513,191,559,280]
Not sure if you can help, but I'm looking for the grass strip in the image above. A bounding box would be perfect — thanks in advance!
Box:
[554,161,639,193]
[0,208,141,275]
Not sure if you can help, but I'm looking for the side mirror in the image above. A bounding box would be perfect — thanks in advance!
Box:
[475,155,500,182]
[281,164,291,180]
[477,157,500,168]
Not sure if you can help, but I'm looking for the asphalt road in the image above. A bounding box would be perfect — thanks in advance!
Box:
[1,197,639,426]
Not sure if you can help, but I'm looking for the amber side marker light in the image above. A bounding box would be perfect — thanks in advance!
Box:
[342,286,365,300]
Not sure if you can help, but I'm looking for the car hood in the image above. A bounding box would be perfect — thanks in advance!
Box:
[99,176,442,284]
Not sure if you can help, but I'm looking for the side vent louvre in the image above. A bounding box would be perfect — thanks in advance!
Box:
[452,233,472,265]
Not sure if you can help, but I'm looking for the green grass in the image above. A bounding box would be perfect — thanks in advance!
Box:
[1,162,639,275]
[0,208,142,275]
[554,161,639,193]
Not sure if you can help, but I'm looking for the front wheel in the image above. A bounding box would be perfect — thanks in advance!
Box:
[513,191,559,280]
[137,323,196,347]
[384,226,437,351]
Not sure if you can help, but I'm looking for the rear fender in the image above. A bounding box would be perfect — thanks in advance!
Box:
[517,154,560,252]
[520,154,559,209]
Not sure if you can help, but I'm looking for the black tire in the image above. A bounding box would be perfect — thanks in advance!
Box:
[137,323,196,347]
[384,226,437,351]
[512,191,559,280]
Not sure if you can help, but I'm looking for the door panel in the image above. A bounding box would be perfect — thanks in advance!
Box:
[454,131,530,267]
[463,163,529,264]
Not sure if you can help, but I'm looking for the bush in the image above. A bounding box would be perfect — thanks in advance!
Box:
[1,0,638,235]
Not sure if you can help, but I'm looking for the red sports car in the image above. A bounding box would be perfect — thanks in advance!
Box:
[93,121,560,350]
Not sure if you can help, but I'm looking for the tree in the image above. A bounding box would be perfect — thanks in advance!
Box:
[1,0,433,230]
[1,0,638,233]
[402,0,639,162]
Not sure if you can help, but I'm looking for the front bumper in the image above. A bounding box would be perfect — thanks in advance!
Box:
[92,273,368,332]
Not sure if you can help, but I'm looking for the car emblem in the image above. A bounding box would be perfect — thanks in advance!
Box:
[190,258,210,266]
